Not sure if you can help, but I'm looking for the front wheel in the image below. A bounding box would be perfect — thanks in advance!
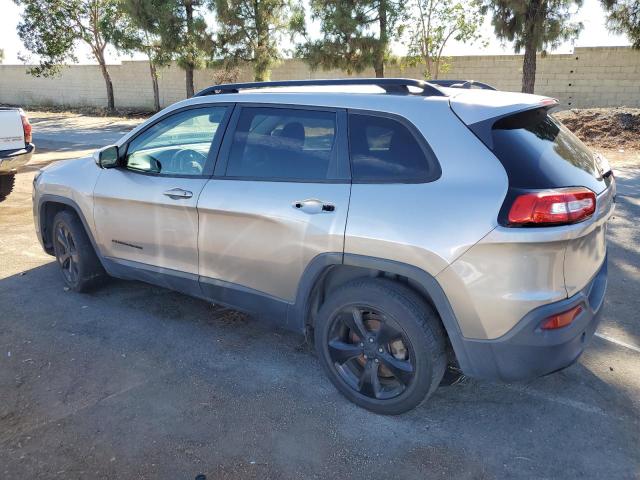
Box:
[52,210,106,292]
[314,278,447,414]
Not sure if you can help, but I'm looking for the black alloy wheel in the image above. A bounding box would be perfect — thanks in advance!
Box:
[327,305,416,400]
[54,222,80,285]
[315,278,447,414]
[52,210,106,292]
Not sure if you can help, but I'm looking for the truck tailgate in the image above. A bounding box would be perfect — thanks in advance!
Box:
[0,109,25,151]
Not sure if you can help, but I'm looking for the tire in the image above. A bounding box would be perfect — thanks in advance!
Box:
[315,278,447,414]
[52,210,106,292]
[0,174,16,202]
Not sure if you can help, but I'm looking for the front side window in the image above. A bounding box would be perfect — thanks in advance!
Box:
[226,107,337,180]
[348,113,436,182]
[125,106,227,176]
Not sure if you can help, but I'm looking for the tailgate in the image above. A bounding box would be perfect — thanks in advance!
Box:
[0,109,25,151]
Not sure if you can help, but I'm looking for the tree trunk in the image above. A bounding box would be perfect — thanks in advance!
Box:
[254,59,269,81]
[185,0,195,97]
[96,51,115,111]
[375,0,388,78]
[521,0,540,94]
[522,37,537,93]
[149,61,160,112]
[254,0,270,81]
[185,66,195,98]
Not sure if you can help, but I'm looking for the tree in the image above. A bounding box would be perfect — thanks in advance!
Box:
[601,0,640,48]
[482,0,583,93]
[0,49,4,63]
[126,0,214,98]
[105,2,172,111]
[302,0,406,78]
[14,0,118,110]
[214,0,305,81]
[405,0,485,79]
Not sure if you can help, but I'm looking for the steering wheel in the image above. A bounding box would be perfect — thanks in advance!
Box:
[169,148,207,174]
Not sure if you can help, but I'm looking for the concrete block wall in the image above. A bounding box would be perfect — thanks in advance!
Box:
[0,47,638,110]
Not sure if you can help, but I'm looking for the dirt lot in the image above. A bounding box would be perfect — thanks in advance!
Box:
[1,110,639,479]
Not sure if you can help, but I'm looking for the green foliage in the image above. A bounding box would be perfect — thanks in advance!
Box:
[601,0,640,48]
[105,1,174,111]
[0,49,4,63]
[301,0,406,77]
[105,2,170,64]
[404,0,485,79]
[213,0,305,81]
[482,0,583,92]
[124,0,214,96]
[482,0,583,54]
[15,0,118,108]
[14,0,117,77]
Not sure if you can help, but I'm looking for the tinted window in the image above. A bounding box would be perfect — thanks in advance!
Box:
[226,107,337,180]
[492,108,610,193]
[126,107,226,176]
[348,114,435,182]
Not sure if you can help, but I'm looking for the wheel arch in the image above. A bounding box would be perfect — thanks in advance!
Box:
[39,195,103,264]
[292,253,474,373]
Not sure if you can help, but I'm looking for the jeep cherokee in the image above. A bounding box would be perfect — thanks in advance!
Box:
[32,79,615,414]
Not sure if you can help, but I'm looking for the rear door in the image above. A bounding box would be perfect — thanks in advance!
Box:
[93,105,231,284]
[197,104,351,303]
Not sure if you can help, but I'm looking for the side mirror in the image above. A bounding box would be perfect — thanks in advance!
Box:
[94,145,120,169]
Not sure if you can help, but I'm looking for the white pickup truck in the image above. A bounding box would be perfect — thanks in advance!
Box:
[0,107,34,201]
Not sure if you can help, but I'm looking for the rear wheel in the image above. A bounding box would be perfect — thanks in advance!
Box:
[0,174,16,202]
[314,278,447,414]
[52,210,106,292]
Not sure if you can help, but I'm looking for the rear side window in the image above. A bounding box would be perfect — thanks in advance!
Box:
[226,107,337,180]
[491,108,609,193]
[348,113,437,182]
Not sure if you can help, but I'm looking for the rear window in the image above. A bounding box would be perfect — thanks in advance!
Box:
[491,108,609,193]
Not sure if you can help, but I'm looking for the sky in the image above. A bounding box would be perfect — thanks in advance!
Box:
[0,0,630,66]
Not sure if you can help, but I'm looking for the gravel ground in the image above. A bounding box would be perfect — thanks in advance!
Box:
[0,112,639,479]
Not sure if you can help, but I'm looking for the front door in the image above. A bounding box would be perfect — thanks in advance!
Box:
[93,105,231,281]
[197,105,351,303]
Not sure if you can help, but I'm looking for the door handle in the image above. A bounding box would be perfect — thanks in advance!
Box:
[163,188,193,200]
[293,199,335,214]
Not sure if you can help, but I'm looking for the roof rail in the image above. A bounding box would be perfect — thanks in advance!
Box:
[194,78,447,97]
[427,79,496,90]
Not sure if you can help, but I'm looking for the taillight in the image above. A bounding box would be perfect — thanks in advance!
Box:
[541,305,583,330]
[507,187,596,226]
[21,113,32,144]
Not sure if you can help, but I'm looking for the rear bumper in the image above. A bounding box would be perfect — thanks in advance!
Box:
[458,256,607,382]
[0,143,35,173]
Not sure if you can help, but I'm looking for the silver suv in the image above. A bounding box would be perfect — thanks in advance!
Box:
[33,79,615,414]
